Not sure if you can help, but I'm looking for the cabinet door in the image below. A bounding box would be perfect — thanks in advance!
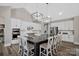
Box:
[16,19,21,28]
[62,31,74,42]
[11,18,21,28]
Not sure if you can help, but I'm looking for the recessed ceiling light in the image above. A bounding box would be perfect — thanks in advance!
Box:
[47,16,51,18]
[59,12,63,16]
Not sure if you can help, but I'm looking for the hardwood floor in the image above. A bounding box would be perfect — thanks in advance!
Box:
[0,43,19,56]
[0,41,79,56]
[0,43,3,56]
[56,41,76,56]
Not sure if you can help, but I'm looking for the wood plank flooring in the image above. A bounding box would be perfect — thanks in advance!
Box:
[0,43,3,56]
[0,43,19,56]
[0,41,79,56]
[57,41,76,56]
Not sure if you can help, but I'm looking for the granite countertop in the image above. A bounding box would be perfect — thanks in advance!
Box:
[26,34,48,43]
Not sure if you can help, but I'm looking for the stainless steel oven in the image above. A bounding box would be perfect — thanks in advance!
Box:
[12,28,20,40]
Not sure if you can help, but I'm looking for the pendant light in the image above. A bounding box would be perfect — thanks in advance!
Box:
[31,4,44,23]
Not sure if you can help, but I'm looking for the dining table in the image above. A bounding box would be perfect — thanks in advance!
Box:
[27,35,48,56]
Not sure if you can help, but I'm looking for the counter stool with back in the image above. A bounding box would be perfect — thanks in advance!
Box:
[17,35,34,56]
[40,36,54,56]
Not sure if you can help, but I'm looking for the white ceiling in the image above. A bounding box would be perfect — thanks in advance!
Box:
[0,3,79,21]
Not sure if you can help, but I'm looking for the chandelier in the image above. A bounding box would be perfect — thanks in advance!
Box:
[31,3,52,23]
[31,12,44,22]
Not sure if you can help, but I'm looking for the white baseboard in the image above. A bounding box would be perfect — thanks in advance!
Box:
[4,43,11,47]
[62,41,79,45]
[62,40,73,43]
[74,42,79,45]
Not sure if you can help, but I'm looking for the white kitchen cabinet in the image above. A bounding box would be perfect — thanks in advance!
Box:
[51,20,73,30]
[61,31,74,42]
[0,17,5,24]
[11,18,41,35]
[51,20,74,43]
[11,18,21,28]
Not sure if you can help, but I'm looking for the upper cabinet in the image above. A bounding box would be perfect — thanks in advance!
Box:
[11,18,21,28]
[51,20,74,30]
[0,17,5,24]
[11,18,41,31]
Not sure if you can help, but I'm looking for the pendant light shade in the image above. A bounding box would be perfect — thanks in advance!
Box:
[32,12,44,22]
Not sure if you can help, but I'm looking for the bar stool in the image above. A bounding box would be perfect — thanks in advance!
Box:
[17,35,34,56]
[52,35,58,55]
[17,35,28,56]
[40,36,54,56]
[56,34,62,48]
[17,35,22,56]
[27,41,35,56]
